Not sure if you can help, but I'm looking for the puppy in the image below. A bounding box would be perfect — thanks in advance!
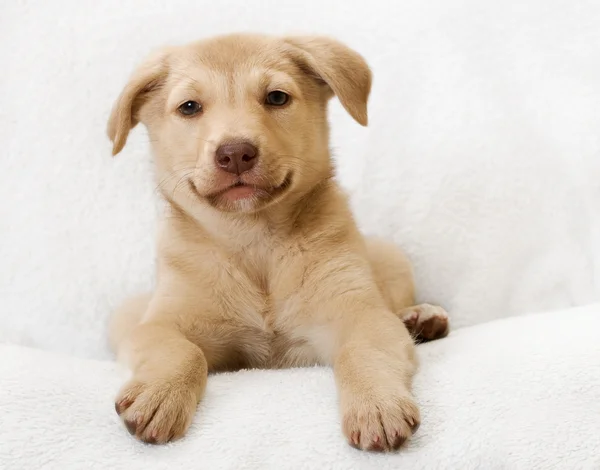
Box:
[107,33,449,452]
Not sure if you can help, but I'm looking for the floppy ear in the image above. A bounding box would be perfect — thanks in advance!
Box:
[107,48,172,156]
[284,36,372,126]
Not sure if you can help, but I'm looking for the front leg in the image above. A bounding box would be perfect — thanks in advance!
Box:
[335,308,420,451]
[290,254,421,452]
[111,278,238,444]
[114,317,207,444]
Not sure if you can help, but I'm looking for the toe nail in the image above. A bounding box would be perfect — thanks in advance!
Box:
[369,441,384,452]
[394,435,407,448]
[114,399,130,415]
[124,419,137,435]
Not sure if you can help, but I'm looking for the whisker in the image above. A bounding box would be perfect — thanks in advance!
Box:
[172,172,194,199]
[154,169,194,193]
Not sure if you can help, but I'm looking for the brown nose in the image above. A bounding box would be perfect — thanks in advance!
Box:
[215,141,258,175]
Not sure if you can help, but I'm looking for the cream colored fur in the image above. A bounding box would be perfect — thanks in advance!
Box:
[107,33,448,452]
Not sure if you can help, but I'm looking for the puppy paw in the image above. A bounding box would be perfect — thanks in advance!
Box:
[342,389,420,452]
[114,377,199,444]
[400,304,449,341]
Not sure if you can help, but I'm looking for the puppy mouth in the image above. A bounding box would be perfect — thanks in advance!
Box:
[188,173,293,207]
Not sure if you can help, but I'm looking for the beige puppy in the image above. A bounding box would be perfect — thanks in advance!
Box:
[107,33,449,452]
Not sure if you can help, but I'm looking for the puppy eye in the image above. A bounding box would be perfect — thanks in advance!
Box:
[265,91,290,107]
[178,100,202,116]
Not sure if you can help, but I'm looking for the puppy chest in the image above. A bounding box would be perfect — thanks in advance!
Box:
[229,243,305,322]
[221,244,318,365]
[228,275,317,367]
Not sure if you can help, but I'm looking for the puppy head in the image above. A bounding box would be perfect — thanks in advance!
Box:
[108,34,371,214]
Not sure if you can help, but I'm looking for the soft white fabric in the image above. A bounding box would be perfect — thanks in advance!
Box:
[2,304,600,470]
[1,0,599,359]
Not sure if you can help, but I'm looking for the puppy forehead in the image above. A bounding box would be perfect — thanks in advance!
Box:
[174,35,298,77]
[167,38,303,101]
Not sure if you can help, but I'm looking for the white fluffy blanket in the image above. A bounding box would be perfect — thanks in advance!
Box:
[2,304,599,469]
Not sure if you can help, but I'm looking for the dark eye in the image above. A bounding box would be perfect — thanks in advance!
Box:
[178,100,202,116]
[265,91,290,107]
